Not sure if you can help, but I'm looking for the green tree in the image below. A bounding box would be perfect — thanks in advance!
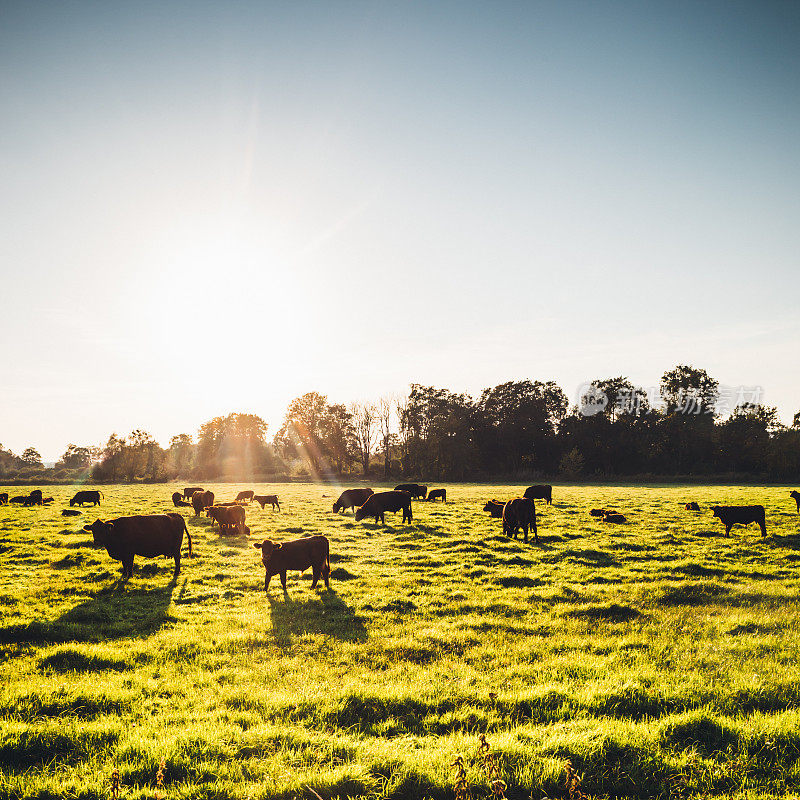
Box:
[58,444,91,470]
[21,447,43,467]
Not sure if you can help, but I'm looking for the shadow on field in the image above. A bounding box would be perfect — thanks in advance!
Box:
[268,590,367,648]
[0,579,181,645]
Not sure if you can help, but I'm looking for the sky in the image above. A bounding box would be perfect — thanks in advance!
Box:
[1,1,798,461]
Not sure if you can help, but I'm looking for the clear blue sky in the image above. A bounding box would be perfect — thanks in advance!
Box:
[1,1,798,460]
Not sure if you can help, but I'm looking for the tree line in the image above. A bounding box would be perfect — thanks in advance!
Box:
[2,364,799,484]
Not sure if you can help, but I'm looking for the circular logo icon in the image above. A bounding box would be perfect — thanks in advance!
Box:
[577,383,608,417]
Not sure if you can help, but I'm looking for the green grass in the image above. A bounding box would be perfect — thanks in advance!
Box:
[0,482,799,799]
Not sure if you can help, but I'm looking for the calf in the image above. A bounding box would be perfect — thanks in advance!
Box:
[503,498,538,543]
[333,488,373,514]
[427,489,446,502]
[253,494,281,511]
[253,535,331,593]
[236,490,255,503]
[685,502,701,511]
[207,504,246,535]
[355,491,413,524]
[524,484,552,505]
[711,505,767,537]
[83,513,192,579]
[192,490,214,517]
[791,490,800,513]
[394,483,428,500]
[483,500,505,518]
[70,490,103,507]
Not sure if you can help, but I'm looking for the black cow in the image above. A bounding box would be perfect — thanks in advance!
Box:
[791,491,800,513]
[183,487,204,501]
[236,490,255,504]
[589,508,609,517]
[29,490,43,503]
[253,535,331,593]
[523,484,552,505]
[685,502,701,511]
[603,512,627,524]
[62,509,81,516]
[394,483,428,500]
[502,498,537,543]
[711,505,767,537]
[427,489,446,502]
[483,500,505,518]
[10,495,27,504]
[172,491,191,507]
[192,490,214,517]
[0,493,7,505]
[253,494,281,511]
[70,490,103,507]
[333,488,373,514]
[83,513,192,579]
[356,491,413,524]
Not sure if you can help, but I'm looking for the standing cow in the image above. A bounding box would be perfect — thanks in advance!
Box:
[791,490,800,513]
[254,535,331,593]
[70,490,103,507]
[356,491,413,524]
[711,505,767,537]
[523,485,552,505]
[192,490,215,516]
[503,498,538,543]
[394,483,428,500]
[236,490,255,504]
[427,489,446,502]
[333,488,373,514]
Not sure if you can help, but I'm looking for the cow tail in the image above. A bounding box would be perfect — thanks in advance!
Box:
[182,517,193,557]
[100,491,104,500]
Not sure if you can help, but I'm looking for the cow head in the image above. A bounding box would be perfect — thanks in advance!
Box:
[710,506,721,519]
[253,539,281,563]
[354,505,368,522]
[332,502,341,513]
[83,519,113,547]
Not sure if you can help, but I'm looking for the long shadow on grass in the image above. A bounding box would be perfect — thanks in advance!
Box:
[268,590,367,648]
[0,579,181,645]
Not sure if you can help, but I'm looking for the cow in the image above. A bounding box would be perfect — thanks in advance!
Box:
[791,491,800,513]
[62,509,81,516]
[333,488,373,514]
[235,490,255,504]
[394,483,428,500]
[70,490,103,507]
[172,491,191,507]
[0,493,7,505]
[523,485,552,505]
[23,494,42,506]
[502,498,537,543]
[685,502,701,511]
[711,505,767,537]
[207,504,246,535]
[427,489,446,502]
[483,500,505,518]
[589,508,608,517]
[42,496,54,504]
[191,490,214,517]
[253,535,330,593]
[183,487,204,501]
[10,495,28,504]
[83,513,192,580]
[356,491,413,524]
[603,512,627,524]
[253,494,281,511]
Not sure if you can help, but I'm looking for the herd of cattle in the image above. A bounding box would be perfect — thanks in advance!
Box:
[2,484,799,593]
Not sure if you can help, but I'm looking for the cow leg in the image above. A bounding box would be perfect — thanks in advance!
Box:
[174,551,181,576]
[264,572,271,592]
[123,557,134,579]
[725,525,731,537]
[523,524,528,543]
[280,571,288,591]
[311,566,320,588]
[760,522,767,537]
[532,521,538,543]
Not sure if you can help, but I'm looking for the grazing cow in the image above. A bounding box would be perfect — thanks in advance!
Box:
[207,504,246,535]
[83,513,192,579]
[253,494,281,511]
[172,491,191,507]
[791,490,800,513]
[603,512,627,524]
[70,490,103,507]
[23,494,42,506]
[253,535,330,593]
[236,490,255,504]
[483,500,505,518]
[394,483,428,500]
[502,498,538,543]
[333,488,373,514]
[427,489,446,502]
[183,487,203,501]
[523,485,553,505]
[42,497,54,504]
[191,490,214,517]
[356,491,413,524]
[589,508,608,517]
[711,505,767,537]
[685,502,701,511]
[62,509,81,516]
[10,495,27,505]
[0,493,7,505]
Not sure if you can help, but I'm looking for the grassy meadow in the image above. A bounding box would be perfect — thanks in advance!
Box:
[0,482,799,799]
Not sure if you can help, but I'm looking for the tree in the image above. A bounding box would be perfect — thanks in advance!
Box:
[275,392,330,475]
[321,404,357,474]
[21,447,43,467]
[168,434,195,476]
[197,414,268,477]
[378,396,394,478]
[58,444,92,471]
[660,365,719,416]
[351,402,377,475]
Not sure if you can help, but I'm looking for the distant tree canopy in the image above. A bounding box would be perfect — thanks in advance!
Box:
[3,363,799,482]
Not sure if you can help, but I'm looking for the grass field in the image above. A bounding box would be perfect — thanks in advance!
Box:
[1,483,799,800]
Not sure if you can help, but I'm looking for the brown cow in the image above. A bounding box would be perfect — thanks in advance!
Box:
[83,513,192,580]
[603,512,627,524]
[523,484,552,505]
[589,508,607,517]
[183,487,204,500]
[685,502,701,511]
[427,489,446,502]
[483,500,504,518]
[711,505,766,537]
[333,488,373,514]
[394,483,427,500]
[502,498,537,543]
[791,490,800,513]
[355,491,412,524]
[192,490,214,517]
[172,491,191,507]
[236,490,255,504]
[207,504,246,535]
[253,535,330,593]
[253,494,281,511]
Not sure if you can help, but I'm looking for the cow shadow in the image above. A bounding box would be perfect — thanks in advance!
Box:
[267,589,367,649]
[0,579,181,645]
